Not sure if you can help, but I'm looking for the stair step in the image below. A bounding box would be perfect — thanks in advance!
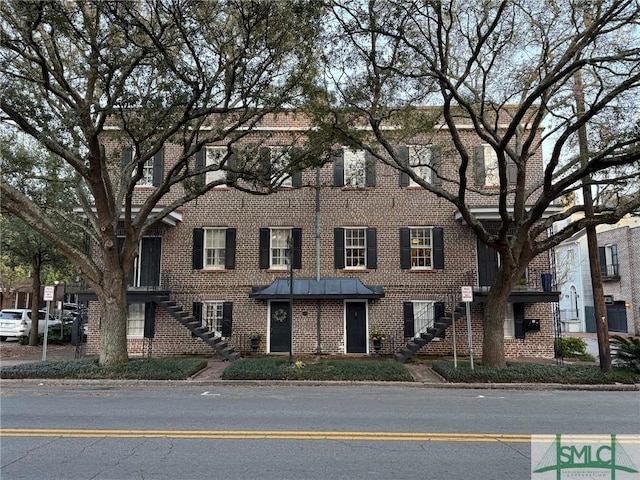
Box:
[228,352,241,362]
[420,332,434,341]
[434,321,448,330]
[438,317,452,326]
[406,341,423,353]
[394,352,409,363]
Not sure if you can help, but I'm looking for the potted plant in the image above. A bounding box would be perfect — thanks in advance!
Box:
[370,326,386,356]
[249,332,261,355]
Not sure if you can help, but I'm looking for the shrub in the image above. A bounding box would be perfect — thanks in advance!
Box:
[554,337,594,361]
[17,323,76,345]
[610,335,640,372]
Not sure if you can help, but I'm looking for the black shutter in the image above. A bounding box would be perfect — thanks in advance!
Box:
[433,227,444,269]
[599,246,607,273]
[153,148,164,186]
[225,228,236,269]
[195,148,205,186]
[400,228,411,269]
[144,302,155,338]
[192,302,203,326]
[403,302,415,337]
[514,303,525,339]
[291,170,302,187]
[192,228,204,270]
[122,147,133,168]
[398,146,410,187]
[333,149,344,187]
[431,147,442,185]
[222,302,233,337]
[366,227,377,269]
[365,151,376,187]
[259,228,270,269]
[474,146,485,186]
[117,236,125,254]
[226,148,237,184]
[292,228,302,269]
[507,158,517,185]
[259,147,271,184]
[434,302,445,322]
[334,227,345,269]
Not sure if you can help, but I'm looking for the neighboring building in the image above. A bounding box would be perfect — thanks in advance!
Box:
[554,215,640,336]
[82,112,559,360]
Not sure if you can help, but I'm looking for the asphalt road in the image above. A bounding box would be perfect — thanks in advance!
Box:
[1,384,638,480]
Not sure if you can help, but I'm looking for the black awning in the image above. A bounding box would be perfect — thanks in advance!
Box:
[249,278,385,300]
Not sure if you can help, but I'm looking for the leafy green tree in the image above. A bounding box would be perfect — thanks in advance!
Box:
[315,1,640,367]
[1,1,324,365]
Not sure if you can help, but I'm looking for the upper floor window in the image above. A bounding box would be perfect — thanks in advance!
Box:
[257,147,302,188]
[334,227,377,269]
[122,147,164,187]
[599,244,619,279]
[259,228,302,270]
[333,148,376,187]
[205,146,228,187]
[192,228,236,270]
[400,227,445,270]
[474,145,516,187]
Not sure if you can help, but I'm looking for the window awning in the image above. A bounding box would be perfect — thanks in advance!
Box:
[250,278,385,300]
[73,206,183,226]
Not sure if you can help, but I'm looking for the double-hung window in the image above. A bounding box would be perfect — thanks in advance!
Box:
[474,144,517,186]
[345,228,366,268]
[127,304,145,338]
[204,228,226,269]
[599,244,619,278]
[412,301,434,337]
[410,227,433,269]
[344,149,366,187]
[270,147,292,187]
[270,228,291,269]
[123,147,163,187]
[400,227,444,270]
[409,146,433,186]
[205,146,228,187]
[203,301,224,334]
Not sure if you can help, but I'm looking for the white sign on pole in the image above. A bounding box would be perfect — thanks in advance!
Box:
[44,286,55,301]
[461,286,473,303]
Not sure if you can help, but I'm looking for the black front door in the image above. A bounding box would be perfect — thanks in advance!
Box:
[346,302,367,353]
[607,302,628,332]
[477,239,498,287]
[129,237,161,288]
[270,301,291,353]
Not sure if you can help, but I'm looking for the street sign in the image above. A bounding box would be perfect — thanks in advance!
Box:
[461,286,473,303]
[44,286,55,301]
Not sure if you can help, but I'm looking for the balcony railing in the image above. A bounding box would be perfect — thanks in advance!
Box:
[601,263,620,280]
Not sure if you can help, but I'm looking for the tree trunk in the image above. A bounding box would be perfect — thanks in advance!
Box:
[481,266,518,368]
[97,253,129,366]
[28,257,41,346]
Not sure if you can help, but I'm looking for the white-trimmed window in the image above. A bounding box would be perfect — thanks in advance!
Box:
[206,146,228,187]
[413,300,434,336]
[344,149,366,187]
[127,303,145,338]
[139,158,154,186]
[204,228,226,269]
[483,146,499,187]
[270,228,291,269]
[345,228,366,268]
[203,301,224,335]
[504,303,515,338]
[410,227,433,269]
[270,147,293,187]
[408,145,433,186]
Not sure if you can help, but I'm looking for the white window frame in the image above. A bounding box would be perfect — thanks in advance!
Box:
[204,228,226,269]
[270,228,291,270]
[482,145,500,187]
[127,303,145,338]
[205,146,228,187]
[345,228,367,269]
[504,303,515,338]
[270,147,292,187]
[344,149,366,187]
[203,301,224,336]
[408,145,433,186]
[410,227,433,269]
[131,151,154,187]
[412,300,434,337]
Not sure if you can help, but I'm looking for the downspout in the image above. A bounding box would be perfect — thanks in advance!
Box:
[315,166,323,354]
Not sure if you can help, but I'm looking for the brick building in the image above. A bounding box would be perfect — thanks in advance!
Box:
[83,112,558,360]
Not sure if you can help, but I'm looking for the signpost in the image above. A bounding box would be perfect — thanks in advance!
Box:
[461,286,474,370]
[43,286,55,361]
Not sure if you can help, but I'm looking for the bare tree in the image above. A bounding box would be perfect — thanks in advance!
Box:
[315,0,640,367]
[1,1,324,365]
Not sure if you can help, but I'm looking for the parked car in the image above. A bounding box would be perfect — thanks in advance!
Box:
[0,309,61,341]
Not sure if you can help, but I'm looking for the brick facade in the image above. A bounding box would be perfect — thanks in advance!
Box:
[85,113,555,359]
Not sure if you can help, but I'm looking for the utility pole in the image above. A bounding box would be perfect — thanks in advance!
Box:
[574,69,611,372]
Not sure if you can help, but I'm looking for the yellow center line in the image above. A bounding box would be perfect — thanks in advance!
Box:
[2,429,638,443]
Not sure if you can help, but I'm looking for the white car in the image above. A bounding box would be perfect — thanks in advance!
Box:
[0,309,60,341]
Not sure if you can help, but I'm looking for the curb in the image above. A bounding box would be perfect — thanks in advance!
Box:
[1,378,638,391]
